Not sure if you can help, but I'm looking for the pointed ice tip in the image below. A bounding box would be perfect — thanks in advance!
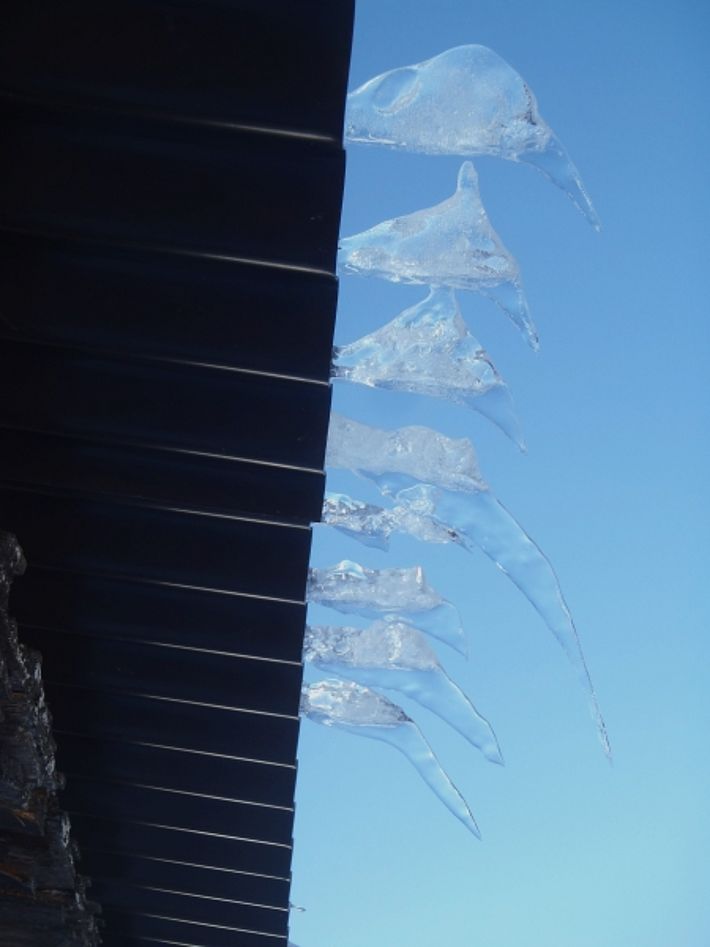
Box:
[509,415,528,453]
[457,160,478,190]
[590,694,612,762]
[521,136,601,231]
[480,282,538,349]
[521,313,540,352]
[599,726,613,764]
[486,745,505,767]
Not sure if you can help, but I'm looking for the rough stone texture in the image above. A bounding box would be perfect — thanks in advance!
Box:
[0,531,101,946]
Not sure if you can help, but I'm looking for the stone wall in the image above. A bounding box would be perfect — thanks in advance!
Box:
[0,532,100,946]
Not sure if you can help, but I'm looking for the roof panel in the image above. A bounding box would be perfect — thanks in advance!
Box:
[12,569,308,662]
[0,488,312,602]
[0,0,354,138]
[0,232,338,381]
[1,0,353,939]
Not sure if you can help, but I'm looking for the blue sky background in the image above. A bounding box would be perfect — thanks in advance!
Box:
[290,2,710,945]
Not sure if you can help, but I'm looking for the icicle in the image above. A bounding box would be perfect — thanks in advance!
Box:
[345,44,600,229]
[333,287,525,449]
[396,483,611,759]
[307,559,468,656]
[326,415,611,758]
[305,622,502,765]
[326,412,486,494]
[320,492,462,549]
[338,162,537,348]
[301,680,481,837]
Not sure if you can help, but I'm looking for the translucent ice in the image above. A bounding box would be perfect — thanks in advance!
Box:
[326,412,486,494]
[307,559,467,656]
[304,622,502,765]
[320,492,461,549]
[338,162,538,349]
[396,483,611,758]
[333,287,525,448]
[345,44,600,229]
[327,416,610,757]
[320,492,396,549]
[301,679,480,837]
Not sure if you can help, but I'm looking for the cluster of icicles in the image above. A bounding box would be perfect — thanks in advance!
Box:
[301,44,609,840]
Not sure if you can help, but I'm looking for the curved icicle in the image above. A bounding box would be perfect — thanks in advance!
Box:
[326,414,611,758]
[333,287,525,449]
[396,484,611,759]
[338,162,538,349]
[344,44,600,229]
[304,622,503,765]
[519,135,601,232]
[301,679,481,837]
[307,560,468,656]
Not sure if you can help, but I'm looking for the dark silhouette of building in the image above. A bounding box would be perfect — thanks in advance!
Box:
[0,3,354,943]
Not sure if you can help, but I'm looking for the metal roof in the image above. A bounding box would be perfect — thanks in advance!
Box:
[0,2,354,943]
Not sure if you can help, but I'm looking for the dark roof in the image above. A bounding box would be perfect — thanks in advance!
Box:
[0,2,354,943]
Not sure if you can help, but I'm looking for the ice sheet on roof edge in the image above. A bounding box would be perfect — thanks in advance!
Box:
[307,559,467,656]
[321,491,462,549]
[338,162,538,350]
[301,679,480,837]
[333,286,525,449]
[325,413,610,759]
[344,44,600,229]
[304,621,502,764]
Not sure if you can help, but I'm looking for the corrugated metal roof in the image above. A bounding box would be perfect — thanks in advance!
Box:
[0,1,354,943]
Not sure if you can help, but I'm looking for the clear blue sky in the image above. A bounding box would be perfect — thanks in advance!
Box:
[290,2,710,945]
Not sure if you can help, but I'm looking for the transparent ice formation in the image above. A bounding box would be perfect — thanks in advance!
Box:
[395,483,611,758]
[301,679,480,837]
[304,622,502,765]
[338,162,538,349]
[333,287,525,449]
[326,411,486,494]
[307,559,467,656]
[326,416,611,757]
[321,492,462,549]
[345,44,600,229]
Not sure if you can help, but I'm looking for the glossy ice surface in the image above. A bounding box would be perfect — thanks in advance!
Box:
[305,621,503,763]
[320,491,462,548]
[326,415,609,756]
[326,411,486,494]
[301,679,481,836]
[333,286,525,447]
[345,44,599,228]
[338,162,537,348]
[307,559,468,655]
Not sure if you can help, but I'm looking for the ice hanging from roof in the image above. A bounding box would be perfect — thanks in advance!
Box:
[326,412,486,493]
[338,162,538,349]
[321,492,462,549]
[333,287,525,449]
[344,44,600,229]
[307,559,467,656]
[326,414,611,758]
[301,679,480,837]
[304,622,502,765]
